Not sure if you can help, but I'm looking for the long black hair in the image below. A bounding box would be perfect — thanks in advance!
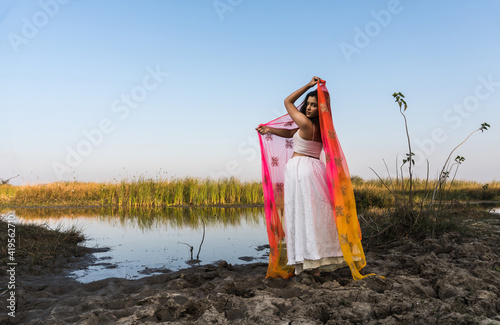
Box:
[299,90,320,125]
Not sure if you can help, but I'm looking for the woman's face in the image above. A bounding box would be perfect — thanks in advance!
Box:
[305,96,318,118]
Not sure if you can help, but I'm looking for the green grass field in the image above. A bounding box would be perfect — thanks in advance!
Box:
[1,176,498,209]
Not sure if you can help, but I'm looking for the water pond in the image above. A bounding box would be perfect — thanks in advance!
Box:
[9,206,269,283]
[9,205,498,283]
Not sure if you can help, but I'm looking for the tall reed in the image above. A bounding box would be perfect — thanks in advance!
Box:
[1,177,497,208]
[0,177,269,207]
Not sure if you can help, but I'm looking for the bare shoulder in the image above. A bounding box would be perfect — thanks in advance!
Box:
[297,122,314,140]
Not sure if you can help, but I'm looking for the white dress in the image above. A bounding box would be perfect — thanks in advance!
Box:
[284,132,345,274]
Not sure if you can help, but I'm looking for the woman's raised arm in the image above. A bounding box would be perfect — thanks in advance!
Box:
[284,76,319,129]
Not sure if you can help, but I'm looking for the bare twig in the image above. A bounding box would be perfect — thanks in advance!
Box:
[395,156,399,185]
[431,123,489,204]
[363,223,396,239]
[0,174,19,185]
[369,167,396,198]
[178,242,193,259]
[382,159,395,194]
[358,214,380,233]
[383,158,398,207]
[448,157,464,191]
[196,219,206,260]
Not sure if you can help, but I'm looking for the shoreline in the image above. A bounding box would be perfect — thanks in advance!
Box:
[2,200,498,210]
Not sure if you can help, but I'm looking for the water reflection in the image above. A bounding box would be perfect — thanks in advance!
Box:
[10,207,269,283]
[14,206,264,228]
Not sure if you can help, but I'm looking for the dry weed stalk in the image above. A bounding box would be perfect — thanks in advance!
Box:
[366,92,491,243]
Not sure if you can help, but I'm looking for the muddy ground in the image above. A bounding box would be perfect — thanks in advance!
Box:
[1,215,500,324]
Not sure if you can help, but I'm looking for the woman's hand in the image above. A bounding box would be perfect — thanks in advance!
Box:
[255,125,270,135]
[308,76,321,88]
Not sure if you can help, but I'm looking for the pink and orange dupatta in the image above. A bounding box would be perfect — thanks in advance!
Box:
[258,80,373,280]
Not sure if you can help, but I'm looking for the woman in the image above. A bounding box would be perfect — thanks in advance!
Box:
[256,77,345,276]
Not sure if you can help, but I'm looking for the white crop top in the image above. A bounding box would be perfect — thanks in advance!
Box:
[293,125,323,158]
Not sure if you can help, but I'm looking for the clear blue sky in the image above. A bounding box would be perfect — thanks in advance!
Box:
[1,0,499,185]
